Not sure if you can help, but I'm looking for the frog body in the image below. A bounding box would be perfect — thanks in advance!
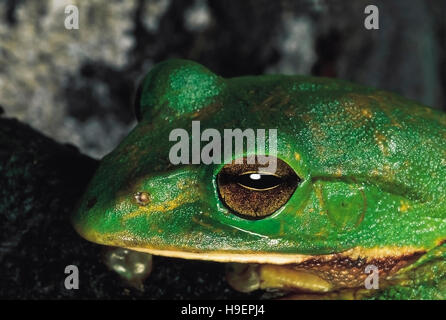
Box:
[72,59,446,299]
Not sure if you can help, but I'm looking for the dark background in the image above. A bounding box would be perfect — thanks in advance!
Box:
[0,0,445,299]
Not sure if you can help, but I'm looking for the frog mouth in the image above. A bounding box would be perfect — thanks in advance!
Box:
[127,245,425,297]
[225,251,424,297]
[125,245,425,265]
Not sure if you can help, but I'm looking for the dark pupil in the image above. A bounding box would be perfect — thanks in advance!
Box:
[236,173,282,190]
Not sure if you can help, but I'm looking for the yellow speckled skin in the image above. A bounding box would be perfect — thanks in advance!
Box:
[72,60,446,299]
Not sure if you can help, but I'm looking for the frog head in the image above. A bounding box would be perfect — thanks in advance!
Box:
[72,59,446,295]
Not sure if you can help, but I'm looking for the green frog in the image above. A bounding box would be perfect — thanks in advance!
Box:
[72,59,446,299]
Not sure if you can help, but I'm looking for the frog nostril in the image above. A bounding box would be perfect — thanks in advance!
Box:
[135,192,151,206]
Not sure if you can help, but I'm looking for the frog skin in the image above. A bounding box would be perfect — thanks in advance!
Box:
[72,59,446,299]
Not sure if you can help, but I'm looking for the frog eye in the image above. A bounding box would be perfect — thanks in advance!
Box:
[217,157,300,219]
